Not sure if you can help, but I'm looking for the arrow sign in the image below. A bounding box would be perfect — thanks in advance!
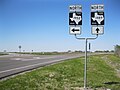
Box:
[72,29,80,32]
[70,26,81,35]
[92,26,104,35]
[96,28,100,33]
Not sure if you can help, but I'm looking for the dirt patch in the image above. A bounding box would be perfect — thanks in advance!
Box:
[101,55,120,78]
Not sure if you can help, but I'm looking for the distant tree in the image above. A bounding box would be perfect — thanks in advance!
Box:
[74,50,79,52]
[4,50,6,53]
[110,50,114,52]
[115,45,120,57]
[68,50,72,53]
[74,50,83,53]
[95,50,103,53]
[104,50,109,53]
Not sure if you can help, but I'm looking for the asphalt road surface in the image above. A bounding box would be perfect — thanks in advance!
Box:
[0,53,85,79]
[0,53,108,79]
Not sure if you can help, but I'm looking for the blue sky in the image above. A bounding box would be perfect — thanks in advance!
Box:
[0,0,120,52]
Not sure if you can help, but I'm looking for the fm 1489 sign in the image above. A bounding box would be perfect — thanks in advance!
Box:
[91,12,104,25]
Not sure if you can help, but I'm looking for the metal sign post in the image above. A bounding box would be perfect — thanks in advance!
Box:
[69,4,104,90]
[75,35,98,90]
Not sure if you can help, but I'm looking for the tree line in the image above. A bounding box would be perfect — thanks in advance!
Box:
[115,45,120,57]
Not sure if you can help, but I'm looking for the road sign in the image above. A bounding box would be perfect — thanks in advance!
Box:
[19,45,21,49]
[92,26,104,35]
[69,26,81,35]
[91,4,104,11]
[69,5,82,12]
[91,12,104,25]
[69,12,82,25]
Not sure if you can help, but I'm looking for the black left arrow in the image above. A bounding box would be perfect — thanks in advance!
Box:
[96,28,99,33]
[72,29,79,32]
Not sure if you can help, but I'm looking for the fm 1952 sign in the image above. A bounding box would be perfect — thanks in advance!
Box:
[69,5,82,35]
[69,12,82,25]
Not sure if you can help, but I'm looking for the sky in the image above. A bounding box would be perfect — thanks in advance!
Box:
[0,0,120,52]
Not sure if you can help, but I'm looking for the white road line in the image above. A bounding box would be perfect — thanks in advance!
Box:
[11,56,60,61]
[0,57,71,74]
[22,56,59,61]
[11,58,22,60]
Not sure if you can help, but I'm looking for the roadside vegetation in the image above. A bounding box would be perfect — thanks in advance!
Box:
[12,50,113,56]
[0,54,120,90]
[16,52,66,55]
[115,45,120,57]
[0,52,9,56]
[14,51,83,55]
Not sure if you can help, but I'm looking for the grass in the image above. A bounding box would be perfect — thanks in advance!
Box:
[105,54,120,70]
[0,54,120,90]
[87,55,120,89]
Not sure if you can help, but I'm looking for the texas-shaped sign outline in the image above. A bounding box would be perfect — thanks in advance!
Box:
[70,13,82,25]
[92,12,104,24]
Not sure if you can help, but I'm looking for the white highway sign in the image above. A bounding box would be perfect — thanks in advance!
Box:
[91,4,104,11]
[69,5,82,12]
[69,26,81,35]
[69,12,82,25]
[92,26,104,35]
[91,12,104,25]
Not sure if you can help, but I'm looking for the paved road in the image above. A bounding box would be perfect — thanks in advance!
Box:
[0,53,85,79]
[0,53,110,79]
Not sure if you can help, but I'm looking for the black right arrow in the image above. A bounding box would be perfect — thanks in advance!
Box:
[72,29,79,32]
[96,28,100,33]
